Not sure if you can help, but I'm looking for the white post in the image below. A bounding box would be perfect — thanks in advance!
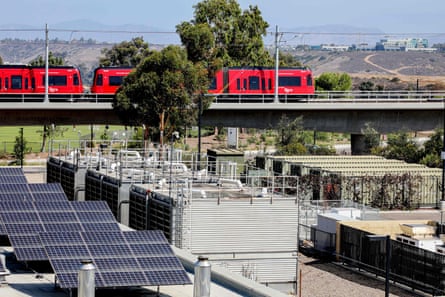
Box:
[274,25,280,103]
[44,24,49,103]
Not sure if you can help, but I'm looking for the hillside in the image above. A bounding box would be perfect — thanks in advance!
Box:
[295,50,445,88]
[1,40,444,89]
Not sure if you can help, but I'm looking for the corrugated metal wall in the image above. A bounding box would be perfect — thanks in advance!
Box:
[179,197,298,284]
[184,198,298,253]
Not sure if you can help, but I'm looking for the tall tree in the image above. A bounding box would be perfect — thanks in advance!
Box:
[100,37,150,67]
[420,129,443,167]
[380,132,421,163]
[275,115,307,155]
[177,0,272,67]
[114,46,208,146]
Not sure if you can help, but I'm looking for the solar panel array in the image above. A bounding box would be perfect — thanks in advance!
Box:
[1,200,120,261]
[40,230,191,288]
[0,168,190,289]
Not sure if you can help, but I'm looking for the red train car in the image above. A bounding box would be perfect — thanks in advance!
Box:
[30,66,83,95]
[208,66,314,97]
[0,65,83,97]
[0,65,33,94]
[90,66,133,95]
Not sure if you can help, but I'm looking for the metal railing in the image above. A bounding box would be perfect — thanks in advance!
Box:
[211,90,445,104]
[0,90,444,104]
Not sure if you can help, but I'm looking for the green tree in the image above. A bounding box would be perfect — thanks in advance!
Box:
[100,37,150,67]
[361,122,380,154]
[358,81,375,91]
[29,51,64,66]
[114,46,208,146]
[275,115,307,155]
[177,0,272,67]
[380,132,421,163]
[14,129,28,166]
[315,72,352,91]
[279,52,303,67]
[420,129,442,167]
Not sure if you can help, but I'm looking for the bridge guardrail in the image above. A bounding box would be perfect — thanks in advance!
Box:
[0,91,444,104]
[211,91,445,104]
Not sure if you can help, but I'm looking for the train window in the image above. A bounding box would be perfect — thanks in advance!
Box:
[268,78,272,90]
[31,78,35,89]
[4,78,8,89]
[96,74,103,86]
[109,76,124,86]
[209,77,217,90]
[73,74,80,86]
[262,78,266,91]
[279,76,301,87]
[46,75,67,86]
[25,78,28,89]
[0,78,2,89]
[307,75,313,86]
[236,79,240,90]
[249,76,260,90]
[243,79,247,90]
[11,75,22,89]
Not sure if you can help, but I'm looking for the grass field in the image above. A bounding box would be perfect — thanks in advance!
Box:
[0,125,127,154]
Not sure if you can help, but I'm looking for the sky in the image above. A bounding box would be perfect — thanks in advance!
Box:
[1,0,445,43]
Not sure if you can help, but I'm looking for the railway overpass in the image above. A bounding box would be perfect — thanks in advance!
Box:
[0,91,444,153]
[0,92,443,133]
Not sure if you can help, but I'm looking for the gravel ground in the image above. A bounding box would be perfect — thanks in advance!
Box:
[298,253,429,297]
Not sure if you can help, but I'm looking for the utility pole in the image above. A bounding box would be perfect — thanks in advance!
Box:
[274,25,280,103]
[44,24,49,103]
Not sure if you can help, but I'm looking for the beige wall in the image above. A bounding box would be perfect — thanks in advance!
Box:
[335,220,435,255]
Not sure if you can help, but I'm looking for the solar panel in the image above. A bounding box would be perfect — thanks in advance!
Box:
[31,193,68,202]
[70,201,112,212]
[0,176,28,184]
[0,193,33,201]
[0,201,34,212]
[0,184,29,194]
[28,183,65,193]
[0,200,120,261]
[0,223,6,236]
[8,235,48,261]
[0,167,25,176]
[40,230,191,289]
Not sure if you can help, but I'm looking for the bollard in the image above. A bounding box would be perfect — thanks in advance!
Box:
[78,259,95,297]
[193,256,211,297]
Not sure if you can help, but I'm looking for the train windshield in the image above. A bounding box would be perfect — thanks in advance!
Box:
[73,74,80,86]
[307,75,313,86]
[279,76,301,87]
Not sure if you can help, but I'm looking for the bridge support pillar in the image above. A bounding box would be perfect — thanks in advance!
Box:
[351,134,366,155]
